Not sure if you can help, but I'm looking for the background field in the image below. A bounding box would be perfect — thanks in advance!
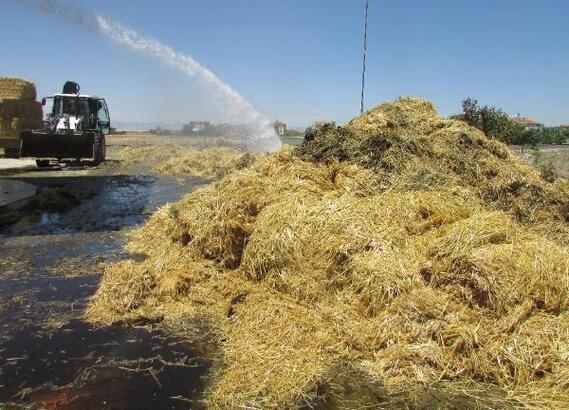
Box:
[510,144,569,179]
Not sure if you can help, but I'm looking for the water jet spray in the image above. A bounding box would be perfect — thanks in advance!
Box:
[11,0,282,152]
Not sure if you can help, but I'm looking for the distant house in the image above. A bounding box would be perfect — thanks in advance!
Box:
[513,115,544,130]
[312,121,336,130]
[560,124,569,129]
[184,121,211,133]
[273,120,286,136]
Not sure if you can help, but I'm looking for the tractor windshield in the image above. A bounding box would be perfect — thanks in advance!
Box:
[78,100,90,116]
[53,97,91,116]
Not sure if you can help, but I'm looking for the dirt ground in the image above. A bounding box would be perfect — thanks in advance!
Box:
[0,134,215,409]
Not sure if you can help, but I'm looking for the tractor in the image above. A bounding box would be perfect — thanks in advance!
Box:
[20,81,110,167]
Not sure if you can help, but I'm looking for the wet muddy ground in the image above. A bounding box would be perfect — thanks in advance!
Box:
[0,153,210,409]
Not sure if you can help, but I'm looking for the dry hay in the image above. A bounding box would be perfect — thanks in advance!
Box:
[0,99,43,119]
[0,117,12,136]
[118,144,253,179]
[0,117,43,139]
[154,148,255,179]
[118,144,180,164]
[0,78,37,100]
[0,78,42,140]
[298,98,569,243]
[88,98,569,408]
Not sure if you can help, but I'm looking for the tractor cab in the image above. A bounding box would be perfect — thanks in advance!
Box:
[19,81,110,165]
[43,94,110,135]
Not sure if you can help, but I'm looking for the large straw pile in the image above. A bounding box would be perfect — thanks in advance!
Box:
[88,98,569,408]
[0,78,42,144]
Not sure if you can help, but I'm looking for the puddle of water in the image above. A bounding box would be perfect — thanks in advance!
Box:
[0,171,212,409]
[0,320,209,409]
[0,274,99,303]
[39,212,61,225]
[2,174,204,236]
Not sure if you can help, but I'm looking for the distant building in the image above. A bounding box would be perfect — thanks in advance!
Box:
[273,120,286,136]
[184,121,211,133]
[312,121,336,130]
[560,124,569,129]
[513,115,544,130]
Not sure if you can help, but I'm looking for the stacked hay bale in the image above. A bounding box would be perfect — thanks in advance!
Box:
[0,78,43,156]
[88,98,569,409]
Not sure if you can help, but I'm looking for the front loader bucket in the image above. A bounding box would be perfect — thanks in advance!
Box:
[20,131,95,159]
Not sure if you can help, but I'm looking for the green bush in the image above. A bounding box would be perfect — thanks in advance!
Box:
[454,98,569,146]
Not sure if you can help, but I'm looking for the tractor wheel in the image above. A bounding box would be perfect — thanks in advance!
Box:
[93,134,106,165]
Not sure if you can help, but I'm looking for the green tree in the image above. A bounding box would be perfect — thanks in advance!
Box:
[284,129,304,137]
[561,128,569,144]
[454,98,522,144]
[542,128,569,145]
[514,128,541,147]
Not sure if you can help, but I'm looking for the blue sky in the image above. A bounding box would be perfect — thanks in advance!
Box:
[1,0,568,127]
